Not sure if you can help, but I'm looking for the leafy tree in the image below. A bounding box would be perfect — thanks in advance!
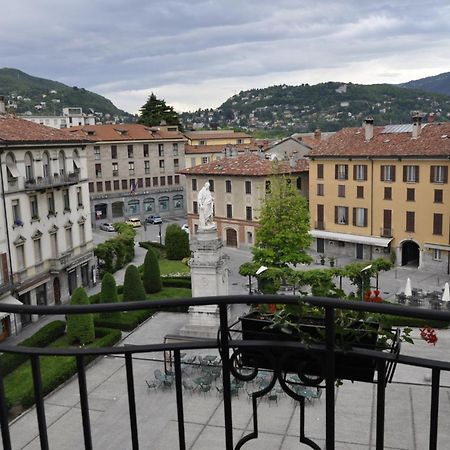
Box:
[252,172,312,267]
[143,248,162,294]
[66,287,95,345]
[165,224,190,260]
[138,93,183,130]
[100,272,120,320]
[123,265,146,301]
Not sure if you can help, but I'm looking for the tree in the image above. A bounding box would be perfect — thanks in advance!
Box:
[165,224,190,260]
[66,287,95,345]
[138,93,183,130]
[143,248,162,294]
[122,265,146,301]
[252,172,312,267]
[100,272,120,320]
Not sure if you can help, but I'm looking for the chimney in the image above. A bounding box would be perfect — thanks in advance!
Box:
[412,114,422,139]
[0,96,5,115]
[364,117,374,141]
[314,129,321,141]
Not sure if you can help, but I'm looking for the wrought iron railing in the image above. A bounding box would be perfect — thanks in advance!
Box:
[0,296,449,450]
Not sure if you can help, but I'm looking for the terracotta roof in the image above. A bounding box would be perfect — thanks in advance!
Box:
[0,116,90,144]
[184,130,251,140]
[297,136,322,149]
[308,123,450,158]
[185,143,261,154]
[69,124,186,141]
[179,153,309,176]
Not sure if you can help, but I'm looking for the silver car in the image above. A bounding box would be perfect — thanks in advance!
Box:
[99,222,115,232]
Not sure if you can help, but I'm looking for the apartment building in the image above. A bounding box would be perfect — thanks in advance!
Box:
[69,124,187,223]
[0,114,95,334]
[180,153,309,247]
[308,117,450,273]
[20,107,96,129]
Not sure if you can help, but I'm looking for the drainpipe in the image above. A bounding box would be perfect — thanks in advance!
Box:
[370,157,374,260]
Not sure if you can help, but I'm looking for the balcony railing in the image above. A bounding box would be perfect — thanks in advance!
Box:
[0,296,449,449]
[24,172,80,190]
[380,227,393,238]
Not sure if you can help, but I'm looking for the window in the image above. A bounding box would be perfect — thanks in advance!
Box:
[16,245,25,270]
[137,178,143,188]
[245,181,252,194]
[167,176,173,185]
[65,228,73,249]
[159,196,169,211]
[296,177,302,190]
[77,187,83,207]
[201,156,209,164]
[353,165,367,181]
[317,164,324,179]
[128,200,139,215]
[193,201,198,214]
[403,165,419,183]
[246,206,252,221]
[338,185,345,197]
[190,158,196,167]
[265,180,271,194]
[430,165,448,183]
[160,176,166,186]
[380,165,396,182]
[63,189,70,211]
[94,146,101,160]
[225,180,232,193]
[173,195,183,209]
[105,181,111,191]
[144,198,155,212]
[353,208,368,227]
[356,186,364,199]
[30,195,39,219]
[159,160,165,171]
[335,164,348,180]
[384,187,392,200]
[145,177,151,187]
[128,161,135,175]
[79,223,85,245]
[50,232,58,258]
[143,144,149,157]
[174,158,179,170]
[158,144,164,157]
[247,232,253,244]
[406,188,415,202]
[173,143,179,156]
[111,145,117,159]
[433,249,442,261]
[47,193,55,215]
[95,163,102,178]
[89,182,94,193]
[112,162,119,176]
[96,181,103,192]
[153,177,158,187]
[34,238,42,263]
[127,145,134,158]
[192,179,197,191]
[122,179,128,190]
[335,206,349,225]
[174,175,180,184]
[12,199,20,223]
[226,204,233,218]
[208,180,214,192]
[316,183,324,196]
[199,140,206,145]
[406,211,415,232]
[434,189,443,203]
[113,180,120,190]
[433,214,443,235]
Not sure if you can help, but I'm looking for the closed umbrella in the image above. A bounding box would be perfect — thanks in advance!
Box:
[404,278,412,297]
[442,282,450,303]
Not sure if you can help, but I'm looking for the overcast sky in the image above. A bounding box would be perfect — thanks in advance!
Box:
[1,0,450,114]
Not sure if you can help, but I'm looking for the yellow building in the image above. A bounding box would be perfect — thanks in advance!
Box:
[179,153,309,247]
[308,118,450,273]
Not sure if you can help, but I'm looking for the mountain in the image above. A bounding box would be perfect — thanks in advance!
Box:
[181,82,450,135]
[400,72,450,97]
[0,68,133,120]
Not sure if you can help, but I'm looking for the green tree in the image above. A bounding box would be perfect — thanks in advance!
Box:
[122,265,146,301]
[143,248,162,294]
[165,224,190,260]
[66,287,95,345]
[138,93,183,130]
[100,272,120,319]
[252,172,312,267]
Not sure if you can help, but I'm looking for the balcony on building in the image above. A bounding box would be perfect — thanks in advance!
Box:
[24,172,80,191]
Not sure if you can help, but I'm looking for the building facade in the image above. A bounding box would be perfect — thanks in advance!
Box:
[0,114,95,334]
[20,107,96,129]
[180,153,309,248]
[69,124,187,224]
[308,118,450,273]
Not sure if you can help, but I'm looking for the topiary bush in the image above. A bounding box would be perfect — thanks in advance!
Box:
[165,224,190,260]
[143,248,162,294]
[123,264,146,301]
[100,272,120,320]
[66,287,95,345]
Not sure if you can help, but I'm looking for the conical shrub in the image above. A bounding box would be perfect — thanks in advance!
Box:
[66,287,95,345]
[100,272,120,319]
[123,264,146,301]
[143,248,162,294]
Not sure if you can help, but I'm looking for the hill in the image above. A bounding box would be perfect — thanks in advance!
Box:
[0,68,133,121]
[400,72,450,97]
[181,82,450,135]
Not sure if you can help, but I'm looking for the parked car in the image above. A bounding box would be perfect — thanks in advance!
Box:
[181,224,189,233]
[125,217,142,227]
[146,214,162,224]
[99,222,115,232]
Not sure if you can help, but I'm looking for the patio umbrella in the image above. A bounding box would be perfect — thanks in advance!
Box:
[442,282,450,303]
[404,278,412,297]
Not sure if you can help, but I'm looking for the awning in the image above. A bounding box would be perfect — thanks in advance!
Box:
[309,230,393,247]
[425,243,450,252]
[0,295,22,320]
[6,161,20,178]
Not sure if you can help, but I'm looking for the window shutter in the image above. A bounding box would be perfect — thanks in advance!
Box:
[345,165,348,180]
[380,166,384,181]
[363,165,368,180]
[392,166,396,182]
[403,166,407,182]
[430,166,434,183]
[415,166,419,182]
[1,253,9,283]
[334,206,338,223]
[364,209,368,227]
[335,165,338,179]
[444,166,448,184]
[353,166,357,180]
[352,208,356,226]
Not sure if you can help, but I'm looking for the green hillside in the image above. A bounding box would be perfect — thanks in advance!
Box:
[0,68,133,120]
[400,71,450,97]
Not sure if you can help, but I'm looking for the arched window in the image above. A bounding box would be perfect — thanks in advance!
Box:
[73,149,81,173]
[5,153,19,181]
[128,199,140,215]
[143,198,155,213]
[173,195,183,209]
[58,150,66,175]
[42,151,51,178]
[159,196,169,211]
[24,152,34,181]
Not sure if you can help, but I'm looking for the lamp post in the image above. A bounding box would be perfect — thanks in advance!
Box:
[158,222,162,245]
[360,264,372,301]
[255,266,268,294]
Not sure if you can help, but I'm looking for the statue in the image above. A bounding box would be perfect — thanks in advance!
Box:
[198,181,215,230]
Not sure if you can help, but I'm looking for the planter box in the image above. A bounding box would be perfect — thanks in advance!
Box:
[238,311,397,383]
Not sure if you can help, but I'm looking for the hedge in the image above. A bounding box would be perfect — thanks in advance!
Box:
[143,248,162,294]
[66,287,95,345]
[123,264,146,301]
[139,241,165,257]
[162,277,192,289]
[381,315,449,329]
[94,309,155,331]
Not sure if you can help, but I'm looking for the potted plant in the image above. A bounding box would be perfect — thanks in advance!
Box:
[319,255,326,265]
[328,256,336,267]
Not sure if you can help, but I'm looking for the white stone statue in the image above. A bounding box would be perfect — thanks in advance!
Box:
[198,181,215,230]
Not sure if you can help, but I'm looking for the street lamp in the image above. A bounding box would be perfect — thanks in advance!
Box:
[255,266,268,294]
[360,264,372,301]
[158,222,162,245]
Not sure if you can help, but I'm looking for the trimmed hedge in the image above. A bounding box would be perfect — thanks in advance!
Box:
[139,241,165,257]
[123,264,146,301]
[100,272,120,320]
[162,277,192,289]
[95,309,155,331]
[165,224,190,260]
[0,321,66,377]
[143,248,162,294]
[381,315,449,329]
[66,287,95,345]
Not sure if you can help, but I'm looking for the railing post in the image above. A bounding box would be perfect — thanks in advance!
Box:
[174,349,186,450]
[219,303,233,450]
[429,368,440,450]
[76,355,93,450]
[0,364,12,450]
[125,353,139,450]
[376,360,386,450]
[325,306,335,450]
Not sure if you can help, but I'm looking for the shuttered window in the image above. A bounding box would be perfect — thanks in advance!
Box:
[353,165,367,181]
[335,164,348,180]
[353,208,368,227]
[433,214,443,235]
[317,164,324,179]
[380,165,396,182]
[430,166,448,183]
[403,165,419,182]
[406,211,415,232]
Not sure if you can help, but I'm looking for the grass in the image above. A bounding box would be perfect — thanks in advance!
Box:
[159,259,189,275]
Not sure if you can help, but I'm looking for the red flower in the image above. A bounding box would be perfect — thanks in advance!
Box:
[268,304,277,314]
[420,326,438,345]
[373,289,381,297]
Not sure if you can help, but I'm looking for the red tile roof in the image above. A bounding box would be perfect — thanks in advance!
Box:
[185,143,261,154]
[184,130,251,140]
[308,123,450,158]
[179,153,309,176]
[69,124,186,141]
[0,116,90,144]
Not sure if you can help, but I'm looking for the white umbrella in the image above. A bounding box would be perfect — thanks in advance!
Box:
[404,277,412,297]
[442,282,450,303]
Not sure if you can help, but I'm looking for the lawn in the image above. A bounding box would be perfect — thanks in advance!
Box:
[159,258,190,275]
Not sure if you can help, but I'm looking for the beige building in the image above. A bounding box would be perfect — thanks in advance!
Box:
[70,124,187,223]
[266,131,323,160]
[180,153,309,247]
[308,118,450,273]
